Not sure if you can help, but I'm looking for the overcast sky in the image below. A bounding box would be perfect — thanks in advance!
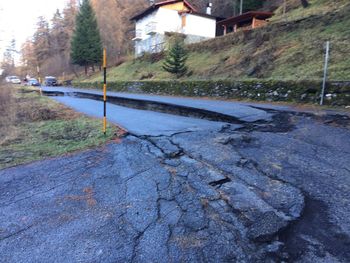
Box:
[0,0,67,60]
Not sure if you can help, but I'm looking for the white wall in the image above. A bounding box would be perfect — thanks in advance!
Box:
[156,8,183,34]
[134,7,217,55]
[184,14,216,38]
[135,8,216,40]
[135,11,157,40]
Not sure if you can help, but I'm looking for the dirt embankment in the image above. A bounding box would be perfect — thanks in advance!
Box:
[186,3,350,79]
[79,1,349,83]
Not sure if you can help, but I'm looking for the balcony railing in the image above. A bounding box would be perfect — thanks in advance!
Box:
[132,29,142,41]
[145,22,157,35]
[150,42,165,53]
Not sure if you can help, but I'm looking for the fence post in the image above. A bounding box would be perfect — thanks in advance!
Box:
[103,48,107,135]
[320,41,330,106]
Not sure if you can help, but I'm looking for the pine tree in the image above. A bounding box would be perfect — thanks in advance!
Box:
[70,0,102,75]
[163,41,188,78]
[1,39,17,76]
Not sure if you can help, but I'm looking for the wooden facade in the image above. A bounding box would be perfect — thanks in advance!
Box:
[217,11,273,36]
[131,0,196,21]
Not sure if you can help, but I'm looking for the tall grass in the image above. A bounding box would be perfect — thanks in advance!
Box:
[0,85,117,169]
[0,86,18,145]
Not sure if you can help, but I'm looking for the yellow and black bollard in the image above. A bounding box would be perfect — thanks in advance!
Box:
[103,48,107,135]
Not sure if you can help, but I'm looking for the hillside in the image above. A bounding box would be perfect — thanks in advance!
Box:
[79,0,350,83]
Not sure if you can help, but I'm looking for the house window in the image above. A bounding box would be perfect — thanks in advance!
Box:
[227,26,234,33]
[181,15,186,28]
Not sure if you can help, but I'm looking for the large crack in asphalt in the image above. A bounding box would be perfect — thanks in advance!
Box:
[228,108,350,262]
[121,104,350,261]
[4,90,348,262]
[279,194,350,261]
[125,125,305,260]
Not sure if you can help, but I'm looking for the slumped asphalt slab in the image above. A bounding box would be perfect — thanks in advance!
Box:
[41,86,273,122]
[1,88,350,262]
[53,96,230,136]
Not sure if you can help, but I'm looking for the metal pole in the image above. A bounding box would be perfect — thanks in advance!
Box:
[320,41,330,106]
[240,0,243,15]
[103,48,107,135]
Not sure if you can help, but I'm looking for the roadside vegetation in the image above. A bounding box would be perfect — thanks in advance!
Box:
[0,85,118,169]
[77,0,350,83]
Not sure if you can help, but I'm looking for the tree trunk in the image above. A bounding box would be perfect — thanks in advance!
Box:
[92,65,95,72]
[233,0,237,16]
[300,0,309,8]
[85,65,88,75]
[72,67,79,78]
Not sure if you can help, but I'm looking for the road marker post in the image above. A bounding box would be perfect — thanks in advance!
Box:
[320,41,330,106]
[103,48,107,135]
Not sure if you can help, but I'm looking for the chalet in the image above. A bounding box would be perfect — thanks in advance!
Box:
[131,0,218,57]
[217,11,274,35]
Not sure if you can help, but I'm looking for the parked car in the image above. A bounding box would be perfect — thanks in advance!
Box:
[44,76,58,86]
[6,76,21,84]
[27,78,40,86]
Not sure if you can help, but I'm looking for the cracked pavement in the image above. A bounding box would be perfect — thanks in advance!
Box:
[1,97,350,262]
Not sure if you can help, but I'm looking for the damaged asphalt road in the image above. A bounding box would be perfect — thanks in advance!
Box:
[1,97,350,262]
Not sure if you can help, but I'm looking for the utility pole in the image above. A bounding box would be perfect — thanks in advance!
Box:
[240,0,243,15]
[320,41,330,106]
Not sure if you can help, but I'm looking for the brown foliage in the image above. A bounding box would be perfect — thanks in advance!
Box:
[91,0,148,63]
[18,0,284,78]
[20,1,78,78]
[0,85,80,145]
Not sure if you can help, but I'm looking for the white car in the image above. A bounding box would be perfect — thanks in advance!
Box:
[5,76,13,82]
[6,76,21,84]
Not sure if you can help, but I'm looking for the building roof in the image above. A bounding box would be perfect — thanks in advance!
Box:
[131,0,197,21]
[217,11,274,26]
[188,11,221,20]
[177,10,220,20]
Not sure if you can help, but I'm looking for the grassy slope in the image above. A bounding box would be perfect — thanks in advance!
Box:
[0,85,118,169]
[79,0,350,83]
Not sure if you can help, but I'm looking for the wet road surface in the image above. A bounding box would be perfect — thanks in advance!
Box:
[1,88,350,262]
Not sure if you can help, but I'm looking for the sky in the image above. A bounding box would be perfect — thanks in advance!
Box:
[0,0,67,61]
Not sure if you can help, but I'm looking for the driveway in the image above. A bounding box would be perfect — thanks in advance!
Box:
[1,89,350,262]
